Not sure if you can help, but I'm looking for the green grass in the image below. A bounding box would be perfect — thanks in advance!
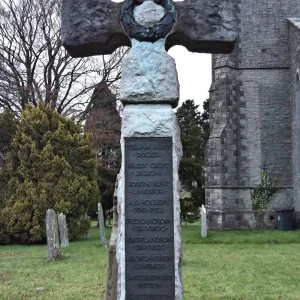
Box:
[1,223,300,299]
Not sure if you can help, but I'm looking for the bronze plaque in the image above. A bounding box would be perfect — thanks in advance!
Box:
[125,137,175,300]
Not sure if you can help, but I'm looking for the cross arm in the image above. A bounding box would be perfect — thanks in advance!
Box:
[61,0,131,58]
[61,0,238,58]
[166,0,238,54]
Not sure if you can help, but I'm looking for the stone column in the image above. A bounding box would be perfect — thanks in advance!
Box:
[98,203,107,247]
[117,28,183,300]
[58,213,69,247]
[46,209,61,261]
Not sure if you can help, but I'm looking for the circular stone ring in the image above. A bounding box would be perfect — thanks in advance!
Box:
[120,0,177,43]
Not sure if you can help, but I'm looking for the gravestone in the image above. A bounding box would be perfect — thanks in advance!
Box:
[201,205,207,238]
[61,0,238,298]
[58,213,69,247]
[98,203,107,247]
[46,209,61,261]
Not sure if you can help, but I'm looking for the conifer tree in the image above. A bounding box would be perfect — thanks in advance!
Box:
[0,110,17,211]
[0,110,17,166]
[0,104,99,244]
[176,99,209,220]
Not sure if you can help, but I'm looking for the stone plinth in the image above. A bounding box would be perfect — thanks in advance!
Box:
[61,0,237,57]
[117,104,183,300]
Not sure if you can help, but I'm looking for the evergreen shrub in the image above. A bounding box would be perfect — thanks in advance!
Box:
[0,104,99,244]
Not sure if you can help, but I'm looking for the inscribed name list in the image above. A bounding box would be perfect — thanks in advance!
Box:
[125,137,175,300]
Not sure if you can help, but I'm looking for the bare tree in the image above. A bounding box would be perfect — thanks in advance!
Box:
[0,0,127,118]
[85,82,121,224]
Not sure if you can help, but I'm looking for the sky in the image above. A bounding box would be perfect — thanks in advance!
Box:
[168,47,212,110]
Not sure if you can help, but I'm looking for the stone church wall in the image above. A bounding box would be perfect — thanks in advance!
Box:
[289,19,300,226]
[206,1,300,229]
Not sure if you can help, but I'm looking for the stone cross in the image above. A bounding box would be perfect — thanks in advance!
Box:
[46,209,61,261]
[62,1,238,299]
[62,0,237,58]
[98,203,107,247]
[201,205,207,238]
[58,213,70,247]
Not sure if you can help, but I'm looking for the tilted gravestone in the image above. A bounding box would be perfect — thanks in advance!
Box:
[58,213,70,247]
[62,1,237,299]
[98,203,107,247]
[46,209,61,261]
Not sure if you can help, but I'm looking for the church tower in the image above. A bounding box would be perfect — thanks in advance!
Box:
[206,0,300,229]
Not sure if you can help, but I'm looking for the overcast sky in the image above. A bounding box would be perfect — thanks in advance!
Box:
[168,47,212,110]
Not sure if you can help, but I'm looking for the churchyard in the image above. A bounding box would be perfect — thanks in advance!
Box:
[0,0,300,299]
[1,223,300,299]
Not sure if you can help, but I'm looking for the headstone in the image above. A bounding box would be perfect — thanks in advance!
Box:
[58,213,69,247]
[98,203,107,247]
[46,209,61,261]
[61,1,238,299]
[201,205,208,238]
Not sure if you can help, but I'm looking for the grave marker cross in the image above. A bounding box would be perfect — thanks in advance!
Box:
[62,0,237,58]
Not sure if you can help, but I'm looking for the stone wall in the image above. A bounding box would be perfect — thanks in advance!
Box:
[288,19,300,226]
[206,1,300,229]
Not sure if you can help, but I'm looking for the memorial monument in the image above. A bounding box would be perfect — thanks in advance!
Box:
[62,0,238,298]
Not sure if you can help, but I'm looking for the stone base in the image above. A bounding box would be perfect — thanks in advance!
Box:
[104,243,118,300]
[208,210,256,230]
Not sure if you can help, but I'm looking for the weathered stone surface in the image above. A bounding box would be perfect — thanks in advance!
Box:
[133,1,165,27]
[120,39,179,107]
[117,104,183,300]
[104,177,119,300]
[206,1,300,230]
[61,0,237,58]
[61,0,130,57]
[167,0,237,54]
[46,209,61,261]
[98,203,107,247]
[58,213,69,248]
[105,243,118,300]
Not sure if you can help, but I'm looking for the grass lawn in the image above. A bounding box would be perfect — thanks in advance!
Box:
[1,223,300,299]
